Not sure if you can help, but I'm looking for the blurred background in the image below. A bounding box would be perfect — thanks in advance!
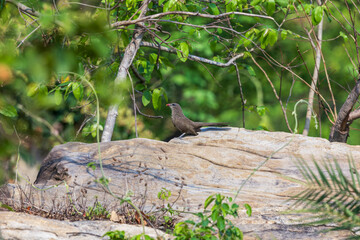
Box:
[1,0,359,185]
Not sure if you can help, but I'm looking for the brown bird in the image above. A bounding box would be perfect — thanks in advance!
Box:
[166,103,227,136]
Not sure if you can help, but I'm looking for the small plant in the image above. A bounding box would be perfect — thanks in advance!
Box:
[103,230,126,240]
[103,230,154,240]
[173,194,250,240]
[85,199,110,220]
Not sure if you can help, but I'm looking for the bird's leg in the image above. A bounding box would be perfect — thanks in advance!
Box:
[178,133,186,138]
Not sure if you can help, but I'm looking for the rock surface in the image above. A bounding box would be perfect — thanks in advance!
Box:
[2,128,359,239]
[0,211,168,240]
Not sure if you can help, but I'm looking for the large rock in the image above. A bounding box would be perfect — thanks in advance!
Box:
[1,128,359,239]
[0,211,168,240]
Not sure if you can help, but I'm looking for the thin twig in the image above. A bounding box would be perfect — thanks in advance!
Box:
[127,70,138,138]
[111,11,279,28]
[233,63,245,128]
[17,25,41,48]
[17,104,65,143]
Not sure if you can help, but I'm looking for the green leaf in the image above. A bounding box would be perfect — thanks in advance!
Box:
[250,0,262,6]
[0,104,17,117]
[72,82,83,101]
[312,6,323,26]
[209,3,220,15]
[158,0,166,5]
[257,106,267,116]
[244,203,252,216]
[246,65,256,76]
[27,83,39,97]
[339,31,348,42]
[135,84,145,91]
[142,90,151,106]
[204,195,215,209]
[281,30,288,40]
[217,216,225,231]
[152,88,161,110]
[0,201,14,211]
[87,162,97,171]
[54,89,62,105]
[265,0,275,16]
[267,29,278,46]
[177,42,189,62]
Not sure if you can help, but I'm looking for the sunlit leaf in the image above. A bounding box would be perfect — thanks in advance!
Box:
[152,88,161,110]
[177,42,189,62]
[265,0,275,16]
[312,6,323,26]
[244,203,252,217]
[54,89,62,105]
[72,82,83,101]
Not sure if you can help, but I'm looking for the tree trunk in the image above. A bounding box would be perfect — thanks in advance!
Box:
[329,78,360,142]
[101,1,150,142]
[303,3,323,136]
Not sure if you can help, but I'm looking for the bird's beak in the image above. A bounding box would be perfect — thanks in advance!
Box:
[166,104,170,107]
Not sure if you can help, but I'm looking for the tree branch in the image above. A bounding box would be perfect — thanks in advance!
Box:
[111,11,279,28]
[329,78,360,142]
[101,0,151,142]
[140,41,254,67]
[5,0,40,17]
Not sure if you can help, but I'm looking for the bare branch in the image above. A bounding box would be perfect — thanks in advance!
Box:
[248,49,293,133]
[5,0,40,17]
[111,11,279,28]
[349,108,360,121]
[140,41,254,67]
[17,104,65,143]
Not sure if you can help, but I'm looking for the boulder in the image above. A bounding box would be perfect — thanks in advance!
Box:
[1,128,358,239]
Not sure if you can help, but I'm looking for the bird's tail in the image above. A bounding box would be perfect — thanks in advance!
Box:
[194,122,228,128]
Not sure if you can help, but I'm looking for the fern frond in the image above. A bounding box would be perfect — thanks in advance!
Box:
[291,158,360,238]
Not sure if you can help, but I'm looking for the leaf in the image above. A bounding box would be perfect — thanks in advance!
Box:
[246,65,256,76]
[72,82,83,101]
[204,195,215,209]
[216,216,225,231]
[257,106,267,116]
[312,6,323,26]
[339,31,348,42]
[0,201,14,211]
[0,104,17,117]
[142,90,151,106]
[209,3,220,15]
[265,0,275,16]
[152,88,161,110]
[267,29,278,46]
[158,0,166,5]
[281,30,288,40]
[54,89,62,105]
[27,83,39,97]
[250,0,262,6]
[244,203,252,216]
[177,42,189,62]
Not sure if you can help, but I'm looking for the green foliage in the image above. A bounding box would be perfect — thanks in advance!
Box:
[1,0,360,186]
[103,230,154,240]
[158,187,172,201]
[173,194,247,239]
[311,6,324,25]
[85,200,110,220]
[292,159,360,237]
[103,230,127,240]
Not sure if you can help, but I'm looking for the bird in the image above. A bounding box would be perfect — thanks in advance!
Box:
[166,103,228,136]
